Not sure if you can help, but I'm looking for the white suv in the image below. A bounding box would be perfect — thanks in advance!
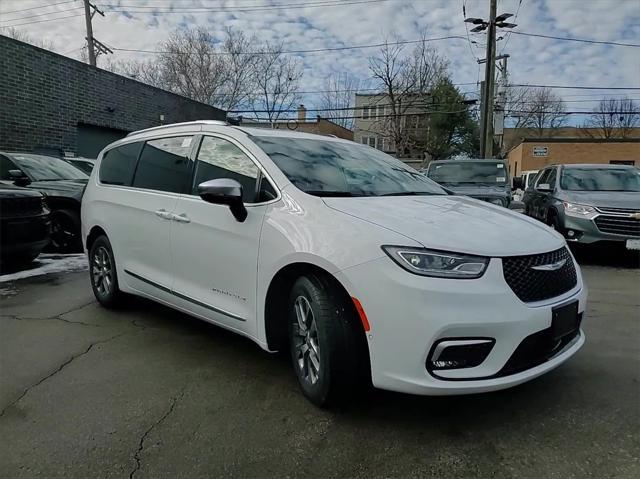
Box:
[82,121,587,406]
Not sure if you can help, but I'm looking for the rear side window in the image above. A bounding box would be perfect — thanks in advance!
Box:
[192,136,260,202]
[133,136,193,193]
[100,142,142,186]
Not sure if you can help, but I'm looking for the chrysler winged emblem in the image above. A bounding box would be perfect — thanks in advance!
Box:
[631,212,640,220]
[531,259,567,271]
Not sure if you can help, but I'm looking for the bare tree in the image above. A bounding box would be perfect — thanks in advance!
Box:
[506,86,567,137]
[319,73,360,130]
[585,97,640,138]
[2,27,54,50]
[367,33,448,156]
[249,42,302,124]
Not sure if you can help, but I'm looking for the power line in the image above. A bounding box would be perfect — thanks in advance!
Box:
[499,0,523,55]
[0,12,84,27]
[509,31,640,48]
[0,0,75,15]
[0,6,82,23]
[508,84,640,90]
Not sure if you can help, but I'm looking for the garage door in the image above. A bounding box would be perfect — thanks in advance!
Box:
[77,123,129,159]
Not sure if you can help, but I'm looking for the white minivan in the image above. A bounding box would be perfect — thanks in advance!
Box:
[82,121,587,406]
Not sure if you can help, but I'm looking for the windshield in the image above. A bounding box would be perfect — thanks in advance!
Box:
[560,167,640,192]
[11,154,89,181]
[427,161,508,186]
[251,136,446,197]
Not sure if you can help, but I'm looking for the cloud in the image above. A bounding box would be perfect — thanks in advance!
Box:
[1,0,638,124]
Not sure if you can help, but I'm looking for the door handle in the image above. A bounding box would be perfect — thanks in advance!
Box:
[154,209,172,220]
[172,213,191,223]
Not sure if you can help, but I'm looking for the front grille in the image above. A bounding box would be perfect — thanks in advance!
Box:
[596,206,639,215]
[502,247,577,303]
[498,314,582,377]
[594,215,640,237]
[0,196,44,218]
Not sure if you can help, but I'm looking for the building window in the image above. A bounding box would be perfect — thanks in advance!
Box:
[362,106,370,119]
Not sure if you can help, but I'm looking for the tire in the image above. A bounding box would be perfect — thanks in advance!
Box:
[548,211,563,234]
[50,209,82,253]
[288,273,368,407]
[89,235,125,308]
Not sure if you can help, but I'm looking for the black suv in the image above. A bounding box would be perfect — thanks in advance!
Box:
[0,152,88,252]
[0,184,51,264]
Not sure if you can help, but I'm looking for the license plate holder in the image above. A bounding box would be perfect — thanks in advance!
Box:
[626,239,640,251]
[552,300,580,341]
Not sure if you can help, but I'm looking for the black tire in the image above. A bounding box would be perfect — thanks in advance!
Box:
[89,235,125,308]
[547,211,563,234]
[50,208,82,253]
[288,273,368,407]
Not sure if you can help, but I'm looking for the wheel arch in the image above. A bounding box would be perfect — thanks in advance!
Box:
[86,225,108,252]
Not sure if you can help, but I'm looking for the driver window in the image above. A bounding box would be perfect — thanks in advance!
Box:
[546,168,557,188]
[535,169,551,188]
[193,136,268,203]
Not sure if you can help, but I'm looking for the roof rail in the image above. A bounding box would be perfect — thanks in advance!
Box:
[127,120,228,137]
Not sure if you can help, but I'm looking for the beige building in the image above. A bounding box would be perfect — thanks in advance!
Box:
[353,93,428,164]
[236,105,353,141]
[502,127,640,153]
[507,138,639,177]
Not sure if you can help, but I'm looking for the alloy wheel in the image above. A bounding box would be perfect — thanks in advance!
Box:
[92,246,113,296]
[292,295,321,385]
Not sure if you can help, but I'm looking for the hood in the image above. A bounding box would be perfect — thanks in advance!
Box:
[323,195,564,257]
[0,182,43,198]
[28,179,88,199]
[561,190,640,209]
[440,184,509,198]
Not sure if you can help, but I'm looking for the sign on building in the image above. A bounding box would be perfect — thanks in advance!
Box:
[533,146,548,157]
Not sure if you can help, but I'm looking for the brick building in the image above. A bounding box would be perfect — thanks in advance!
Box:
[236,105,353,140]
[507,138,639,177]
[0,35,225,158]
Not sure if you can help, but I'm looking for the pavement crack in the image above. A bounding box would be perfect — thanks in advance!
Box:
[0,331,127,419]
[129,390,185,479]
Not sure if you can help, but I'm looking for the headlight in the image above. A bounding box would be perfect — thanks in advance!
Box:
[382,246,489,279]
[563,201,597,219]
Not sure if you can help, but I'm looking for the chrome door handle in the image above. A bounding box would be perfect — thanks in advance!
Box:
[154,209,171,220]
[172,213,191,223]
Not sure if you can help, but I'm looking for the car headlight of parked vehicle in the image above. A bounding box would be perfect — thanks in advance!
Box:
[382,246,489,279]
[563,201,598,219]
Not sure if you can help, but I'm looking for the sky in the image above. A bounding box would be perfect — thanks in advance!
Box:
[1,0,639,125]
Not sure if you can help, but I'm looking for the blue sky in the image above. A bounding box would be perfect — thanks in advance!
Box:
[1,0,639,125]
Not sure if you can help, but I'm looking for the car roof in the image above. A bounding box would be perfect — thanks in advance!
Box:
[430,158,507,163]
[560,163,637,169]
[2,152,63,160]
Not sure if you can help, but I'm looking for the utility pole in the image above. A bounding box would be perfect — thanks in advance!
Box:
[83,1,111,67]
[83,0,96,66]
[481,0,497,158]
[465,4,517,158]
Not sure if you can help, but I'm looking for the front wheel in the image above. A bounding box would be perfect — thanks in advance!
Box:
[50,209,82,253]
[288,274,368,407]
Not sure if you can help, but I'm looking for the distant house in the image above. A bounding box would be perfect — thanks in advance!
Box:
[235,105,353,141]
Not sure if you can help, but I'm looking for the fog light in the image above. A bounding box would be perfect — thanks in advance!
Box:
[427,338,495,371]
[567,230,575,237]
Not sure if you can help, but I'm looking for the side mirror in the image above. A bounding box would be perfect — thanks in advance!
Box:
[512,177,524,190]
[198,178,247,222]
[536,183,552,192]
[9,169,30,187]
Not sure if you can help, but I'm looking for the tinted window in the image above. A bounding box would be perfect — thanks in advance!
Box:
[252,136,445,197]
[0,155,18,180]
[100,143,142,186]
[535,169,551,187]
[560,167,640,192]
[193,136,260,203]
[546,168,557,188]
[8,154,88,181]
[133,136,193,193]
[427,161,508,186]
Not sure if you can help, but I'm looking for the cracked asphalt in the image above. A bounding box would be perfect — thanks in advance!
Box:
[0,246,638,478]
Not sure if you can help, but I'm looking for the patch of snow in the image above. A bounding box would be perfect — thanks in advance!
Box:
[0,254,88,283]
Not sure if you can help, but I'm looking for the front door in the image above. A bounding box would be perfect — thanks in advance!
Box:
[170,135,275,334]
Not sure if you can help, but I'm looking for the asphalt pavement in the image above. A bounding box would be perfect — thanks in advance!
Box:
[0,246,638,478]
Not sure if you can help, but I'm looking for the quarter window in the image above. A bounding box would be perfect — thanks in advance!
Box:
[192,136,264,203]
[132,136,192,193]
[99,142,142,186]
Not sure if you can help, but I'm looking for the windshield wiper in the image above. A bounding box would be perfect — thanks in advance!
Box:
[305,190,364,197]
[379,191,440,196]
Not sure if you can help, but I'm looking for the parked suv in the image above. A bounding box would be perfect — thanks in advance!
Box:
[0,152,88,252]
[425,159,512,207]
[82,121,587,406]
[522,164,640,249]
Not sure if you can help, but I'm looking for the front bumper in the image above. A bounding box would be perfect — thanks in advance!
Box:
[562,212,640,244]
[336,253,587,396]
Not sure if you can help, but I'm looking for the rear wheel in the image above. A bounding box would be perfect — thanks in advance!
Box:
[89,235,125,308]
[288,273,368,407]
[50,209,82,253]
